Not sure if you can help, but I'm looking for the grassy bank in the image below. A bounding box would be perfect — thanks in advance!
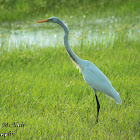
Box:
[0,36,139,139]
[0,0,140,139]
[0,0,140,22]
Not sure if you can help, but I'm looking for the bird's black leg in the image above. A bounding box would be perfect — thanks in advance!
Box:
[93,89,100,123]
[95,94,100,123]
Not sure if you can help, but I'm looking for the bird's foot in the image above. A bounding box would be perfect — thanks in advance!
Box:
[95,117,99,124]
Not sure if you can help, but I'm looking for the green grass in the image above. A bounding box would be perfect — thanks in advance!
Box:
[0,0,140,139]
[0,0,140,22]
[0,34,139,139]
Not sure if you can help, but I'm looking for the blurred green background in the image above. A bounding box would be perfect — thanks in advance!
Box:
[0,0,139,21]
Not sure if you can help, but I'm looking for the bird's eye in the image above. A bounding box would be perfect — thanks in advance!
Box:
[48,18,53,21]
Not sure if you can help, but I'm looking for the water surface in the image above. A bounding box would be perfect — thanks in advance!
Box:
[0,16,139,50]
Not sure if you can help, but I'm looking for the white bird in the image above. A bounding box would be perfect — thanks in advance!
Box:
[36,17,122,123]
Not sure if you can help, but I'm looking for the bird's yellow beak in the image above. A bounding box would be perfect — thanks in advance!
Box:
[36,19,49,23]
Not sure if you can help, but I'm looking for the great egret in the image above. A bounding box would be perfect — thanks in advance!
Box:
[36,17,122,123]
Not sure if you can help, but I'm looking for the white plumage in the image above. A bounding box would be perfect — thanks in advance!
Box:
[80,60,122,104]
[36,17,122,123]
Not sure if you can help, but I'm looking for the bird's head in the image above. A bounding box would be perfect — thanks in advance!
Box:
[36,17,60,24]
[36,17,69,33]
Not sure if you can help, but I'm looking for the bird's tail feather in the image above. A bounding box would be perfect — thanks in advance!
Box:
[111,90,122,104]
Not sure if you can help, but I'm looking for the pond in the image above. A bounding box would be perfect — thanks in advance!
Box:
[0,16,139,50]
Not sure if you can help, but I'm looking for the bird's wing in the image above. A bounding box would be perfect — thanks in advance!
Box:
[82,63,112,93]
[82,62,122,104]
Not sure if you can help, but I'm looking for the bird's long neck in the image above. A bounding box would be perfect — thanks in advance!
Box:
[58,20,81,64]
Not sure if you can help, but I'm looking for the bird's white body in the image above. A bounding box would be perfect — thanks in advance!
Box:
[78,59,122,104]
[36,17,122,122]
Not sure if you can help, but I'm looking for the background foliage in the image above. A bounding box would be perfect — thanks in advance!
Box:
[0,0,139,21]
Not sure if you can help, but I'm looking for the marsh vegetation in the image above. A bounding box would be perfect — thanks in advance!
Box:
[0,0,140,139]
